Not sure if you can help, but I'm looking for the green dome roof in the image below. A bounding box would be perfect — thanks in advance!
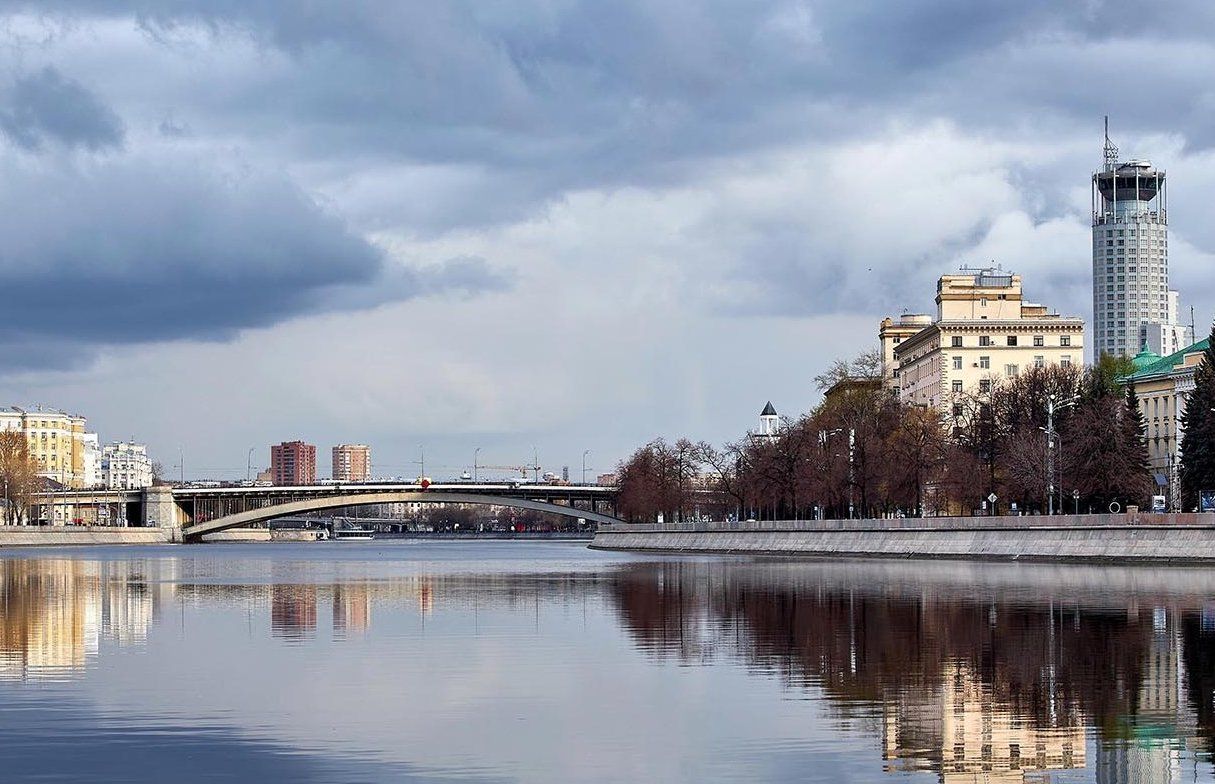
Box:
[1132,344,1161,370]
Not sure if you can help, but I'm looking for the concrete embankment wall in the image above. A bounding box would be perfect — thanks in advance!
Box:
[590,513,1215,563]
[0,526,169,548]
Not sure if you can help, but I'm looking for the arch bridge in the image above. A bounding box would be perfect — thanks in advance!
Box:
[30,483,620,542]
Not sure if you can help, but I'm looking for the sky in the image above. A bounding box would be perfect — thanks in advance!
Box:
[0,1,1213,481]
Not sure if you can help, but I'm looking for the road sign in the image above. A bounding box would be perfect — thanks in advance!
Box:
[1073,489,1080,499]
[987,493,998,504]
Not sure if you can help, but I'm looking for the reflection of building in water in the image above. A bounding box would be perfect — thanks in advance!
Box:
[101,562,153,645]
[1096,609,1196,784]
[0,560,100,678]
[332,584,371,635]
[0,559,161,678]
[271,584,317,639]
[418,580,434,616]
[884,661,1085,782]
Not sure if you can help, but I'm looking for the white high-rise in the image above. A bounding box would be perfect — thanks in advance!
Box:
[1092,121,1190,359]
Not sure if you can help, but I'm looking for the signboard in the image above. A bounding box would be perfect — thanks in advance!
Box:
[987,493,998,504]
[1202,490,1215,514]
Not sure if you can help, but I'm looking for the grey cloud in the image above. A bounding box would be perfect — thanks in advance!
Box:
[0,66,125,151]
[0,155,504,368]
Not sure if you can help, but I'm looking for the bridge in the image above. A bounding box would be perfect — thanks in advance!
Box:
[32,483,621,542]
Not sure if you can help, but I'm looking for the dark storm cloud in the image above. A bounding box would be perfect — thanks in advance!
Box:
[0,157,511,364]
[0,66,124,151]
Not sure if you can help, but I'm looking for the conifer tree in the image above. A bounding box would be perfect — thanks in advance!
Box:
[1180,326,1215,511]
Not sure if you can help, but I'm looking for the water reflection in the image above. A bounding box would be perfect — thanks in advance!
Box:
[4,548,1215,782]
[0,559,154,679]
[610,560,1215,783]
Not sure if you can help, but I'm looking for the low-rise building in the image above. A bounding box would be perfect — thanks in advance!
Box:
[1122,336,1210,510]
[882,269,1085,413]
[101,442,154,489]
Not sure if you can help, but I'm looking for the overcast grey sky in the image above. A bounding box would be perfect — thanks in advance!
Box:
[0,1,1212,479]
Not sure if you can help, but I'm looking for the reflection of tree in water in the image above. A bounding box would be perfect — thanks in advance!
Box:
[609,561,1213,779]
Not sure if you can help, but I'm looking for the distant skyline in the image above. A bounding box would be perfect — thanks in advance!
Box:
[0,2,1213,479]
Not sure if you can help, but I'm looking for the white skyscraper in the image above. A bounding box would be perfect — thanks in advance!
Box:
[1092,120,1190,359]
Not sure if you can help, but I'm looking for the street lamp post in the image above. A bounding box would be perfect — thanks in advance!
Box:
[582,450,591,484]
[246,447,254,482]
[1042,395,1076,515]
[474,447,481,482]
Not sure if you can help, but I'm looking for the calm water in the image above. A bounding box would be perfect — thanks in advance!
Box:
[1,542,1215,782]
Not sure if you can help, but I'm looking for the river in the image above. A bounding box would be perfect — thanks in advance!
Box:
[0,541,1213,782]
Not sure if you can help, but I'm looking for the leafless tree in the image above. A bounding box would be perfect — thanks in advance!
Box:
[0,431,39,525]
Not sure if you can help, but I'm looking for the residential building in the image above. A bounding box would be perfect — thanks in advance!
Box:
[332,444,371,482]
[0,406,96,488]
[878,314,932,384]
[80,433,101,489]
[1092,122,1190,360]
[271,441,316,486]
[882,269,1085,412]
[1122,336,1210,511]
[101,442,154,490]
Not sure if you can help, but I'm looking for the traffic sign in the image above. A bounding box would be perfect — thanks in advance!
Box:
[987,493,998,504]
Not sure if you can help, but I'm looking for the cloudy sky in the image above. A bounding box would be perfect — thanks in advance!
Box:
[0,1,1212,480]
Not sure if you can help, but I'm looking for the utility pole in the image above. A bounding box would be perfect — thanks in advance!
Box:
[582,450,590,484]
[246,447,254,482]
[474,447,480,482]
[848,428,856,520]
[532,447,539,484]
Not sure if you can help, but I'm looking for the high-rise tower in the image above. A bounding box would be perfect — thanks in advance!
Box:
[1092,119,1188,360]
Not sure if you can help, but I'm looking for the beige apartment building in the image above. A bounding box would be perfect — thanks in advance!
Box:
[332,444,371,482]
[881,270,1085,412]
[0,406,96,489]
[1123,336,1210,510]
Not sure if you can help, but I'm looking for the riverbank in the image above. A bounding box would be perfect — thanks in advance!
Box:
[0,526,169,548]
[589,512,1215,563]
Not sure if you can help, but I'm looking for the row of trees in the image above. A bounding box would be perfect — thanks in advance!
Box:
[614,338,1209,521]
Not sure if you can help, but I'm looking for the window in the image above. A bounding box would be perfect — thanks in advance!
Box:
[1033,355,1045,368]
[892,337,901,344]
[1060,335,1071,347]
[953,356,962,370]
[979,335,992,347]
[979,356,990,369]
[1006,335,1017,346]
[980,297,988,307]
[1061,355,1072,367]
[952,380,963,393]
[1033,335,1044,347]
[979,379,991,393]
[951,336,963,348]
[952,403,964,417]
[1005,364,1018,376]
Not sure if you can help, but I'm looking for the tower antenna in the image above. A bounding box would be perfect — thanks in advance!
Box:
[1103,115,1118,171]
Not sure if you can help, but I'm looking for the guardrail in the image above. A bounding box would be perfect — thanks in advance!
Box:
[601,512,1215,534]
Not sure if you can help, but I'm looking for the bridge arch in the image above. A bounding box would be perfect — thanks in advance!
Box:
[181,491,622,541]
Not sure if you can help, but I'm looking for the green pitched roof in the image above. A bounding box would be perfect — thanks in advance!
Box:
[1131,344,1161,370]
[1123,337,1211,382]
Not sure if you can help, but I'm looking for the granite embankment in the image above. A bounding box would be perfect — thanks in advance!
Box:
[590,512,1215,563]
[0,526,169,547]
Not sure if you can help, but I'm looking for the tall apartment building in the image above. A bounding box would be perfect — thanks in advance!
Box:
[271,441,316,486]
[881,269,1084,412]
[1092,122,1191,359]
[0,406,97,489]
[332,444,371,482]
[101,441,154,490]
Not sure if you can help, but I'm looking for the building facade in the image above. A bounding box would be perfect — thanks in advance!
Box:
[271,441,316,486]
[332,444,371,482]
[0,406,96,489]
[1123,337,1210,511]
[1092,125,1190,359]
[101,441,154,490]
[882,270,1084,412]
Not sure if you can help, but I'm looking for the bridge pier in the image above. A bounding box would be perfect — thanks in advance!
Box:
[142,486,186,543]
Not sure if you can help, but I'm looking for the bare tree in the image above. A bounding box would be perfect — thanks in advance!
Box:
[0,431,39,525]
[813,348,882,393]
